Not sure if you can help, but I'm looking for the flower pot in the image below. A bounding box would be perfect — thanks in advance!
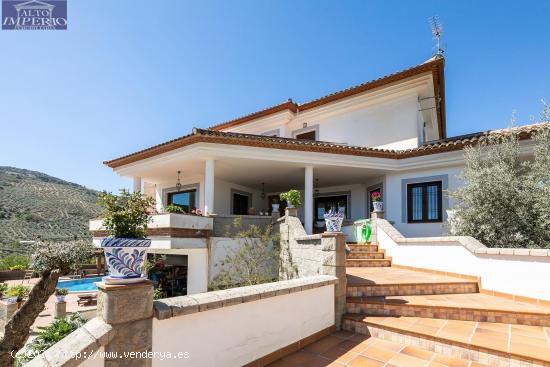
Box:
[324,211,345,232]
[373,201,384,212]
[101,238,151,285]
[55,295,66,303]
[286,200,294,208]
[5,297,17,305]
[272,203,280,212]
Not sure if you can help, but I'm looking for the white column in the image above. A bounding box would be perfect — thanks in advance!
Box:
[155,185,164,213]
[304,166,314,234]
[132,177,142,193]
[204,159,215,215]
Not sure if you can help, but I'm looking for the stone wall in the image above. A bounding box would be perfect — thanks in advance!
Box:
[278,214,347,329]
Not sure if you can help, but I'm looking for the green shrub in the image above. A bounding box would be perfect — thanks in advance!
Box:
[164,204,185,214]
[9,265,25,271]
[97,189,155,238]
[20,313,86,365]
[280,189,302,207]
[0,255,30,271]
[6,284,31,300]
[0,283,8,296]
[55,288,68,296]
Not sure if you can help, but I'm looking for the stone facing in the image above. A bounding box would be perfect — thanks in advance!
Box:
[154,275,338,320]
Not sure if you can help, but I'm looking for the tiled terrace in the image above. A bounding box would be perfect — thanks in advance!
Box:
[268,330,487,367]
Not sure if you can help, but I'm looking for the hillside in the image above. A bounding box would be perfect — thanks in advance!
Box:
[0,167,101,250]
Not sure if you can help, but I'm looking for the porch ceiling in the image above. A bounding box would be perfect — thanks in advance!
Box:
[134,156,386,191]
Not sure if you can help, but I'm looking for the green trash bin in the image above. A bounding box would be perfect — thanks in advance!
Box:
[353,219,372,244]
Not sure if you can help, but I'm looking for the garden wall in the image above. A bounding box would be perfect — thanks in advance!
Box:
[373,219,550,301]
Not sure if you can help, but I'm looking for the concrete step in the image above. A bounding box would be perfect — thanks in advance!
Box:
[346,243,378,252]
[342,315,550,367]
[346,258,391,267]
[346,250,385,259]
[346,293,550,326]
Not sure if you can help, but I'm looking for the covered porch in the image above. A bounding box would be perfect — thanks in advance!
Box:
[118,144,390,234]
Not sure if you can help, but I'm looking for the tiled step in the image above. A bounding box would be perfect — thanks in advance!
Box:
[346,293,550,326]
[267,330,487,367]
[343,315,550,367]
[346,258,391,267]
[347,267,480,297]
[346,250,385,259]
[347,282,479,298]
[346,243,378,252]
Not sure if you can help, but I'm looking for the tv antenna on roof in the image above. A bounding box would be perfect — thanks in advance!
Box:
[429,15,445,56]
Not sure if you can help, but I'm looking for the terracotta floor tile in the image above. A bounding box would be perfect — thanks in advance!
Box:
[369,339,403,352]
[305,336,348,354]
[347,355,385,367]
[387,353,429,367]
[282,351,317,364]
[400,345,434,360]
[469,335,509,351]
[510,333,549,348]
[302,355,333,367]
[509,341,550,361]
[432,354,470,367]
[337,339,373,354]
[346,267,473,286]
[360,345,398,363]
[320,346,359,364]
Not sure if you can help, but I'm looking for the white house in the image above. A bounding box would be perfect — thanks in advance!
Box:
[92,55,547,294]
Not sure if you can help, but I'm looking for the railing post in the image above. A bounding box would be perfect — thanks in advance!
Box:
[321,232,347,330]
[96,280,154,366]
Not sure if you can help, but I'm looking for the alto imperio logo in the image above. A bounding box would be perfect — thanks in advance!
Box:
[2,0,67,30]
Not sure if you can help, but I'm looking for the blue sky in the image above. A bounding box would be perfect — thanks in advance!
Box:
[1,0,549,192]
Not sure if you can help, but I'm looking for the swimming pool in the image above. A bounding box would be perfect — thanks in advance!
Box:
[58,277,102,293]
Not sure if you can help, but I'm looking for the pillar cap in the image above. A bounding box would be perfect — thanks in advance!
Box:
[96,280,153,291]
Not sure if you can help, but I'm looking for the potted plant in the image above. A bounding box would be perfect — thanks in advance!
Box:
[55,288,68,303]
[97,189,155,285]
[371,192,383,212]
[164,204,185,214]
[271,198,280,213]
[280,190,302,208]
[324,207,346,232]
[6,284,31,306]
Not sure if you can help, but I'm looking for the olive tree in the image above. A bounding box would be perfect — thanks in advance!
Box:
[209,217,280,290]
[449,125,550,248]
[0,240,95,366]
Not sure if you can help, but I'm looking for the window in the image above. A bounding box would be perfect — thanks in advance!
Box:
[167,189,196,213]
[407,181,442,223]
[315,195,348,221]
[232,193,249,215]
[295,130,316,141]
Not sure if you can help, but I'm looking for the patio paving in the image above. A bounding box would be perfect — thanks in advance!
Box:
[267,330,487,367]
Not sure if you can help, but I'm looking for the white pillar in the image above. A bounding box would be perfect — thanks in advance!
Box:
[132,177,142,193]
[204,159,215,215]
[304,166,313,234]
[155,185,164,213]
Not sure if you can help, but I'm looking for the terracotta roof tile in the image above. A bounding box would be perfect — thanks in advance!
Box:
[103,122,550,168]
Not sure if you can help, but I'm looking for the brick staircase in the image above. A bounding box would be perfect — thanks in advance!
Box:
[343,242,550,367]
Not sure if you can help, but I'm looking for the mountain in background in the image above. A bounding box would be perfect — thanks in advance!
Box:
[0,166,101,251]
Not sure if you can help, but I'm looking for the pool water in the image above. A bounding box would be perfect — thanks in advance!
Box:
[58,277,102,293]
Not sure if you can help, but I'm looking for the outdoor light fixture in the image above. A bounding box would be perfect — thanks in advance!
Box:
[176,170,182,192]
[261,182,266,199]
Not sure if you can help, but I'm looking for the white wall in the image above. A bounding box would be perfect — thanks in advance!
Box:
[287,94,421,149]
[214,178,267,215]
[384,165,464,237]
[376,225,550,301]
[152,284,335,367]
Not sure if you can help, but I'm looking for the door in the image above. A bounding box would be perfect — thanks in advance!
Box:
[233,193,249,215]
